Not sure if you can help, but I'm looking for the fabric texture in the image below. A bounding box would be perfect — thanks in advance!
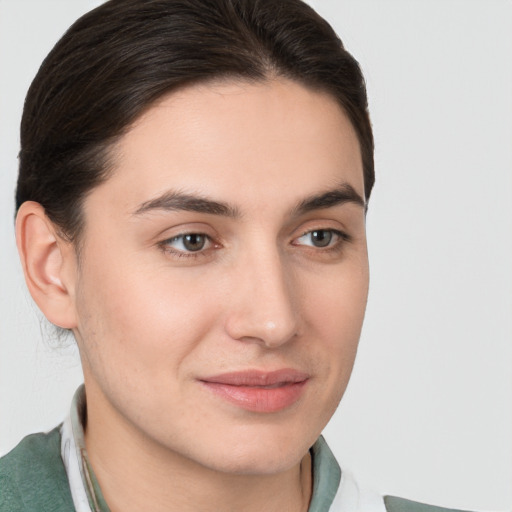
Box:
[0,428,74,512]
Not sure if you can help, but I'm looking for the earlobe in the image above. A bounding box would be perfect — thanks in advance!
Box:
[15,201,78,329]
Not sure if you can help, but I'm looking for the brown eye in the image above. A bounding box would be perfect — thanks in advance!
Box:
[163,233,211,253]
[183,234,207,251]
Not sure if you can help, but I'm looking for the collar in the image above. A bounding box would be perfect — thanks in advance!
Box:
[61,385,110,512]
[60,385,384,512]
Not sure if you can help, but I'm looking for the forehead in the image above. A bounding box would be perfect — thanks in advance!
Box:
[91,78,364,216]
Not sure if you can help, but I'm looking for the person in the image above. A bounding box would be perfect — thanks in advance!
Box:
[0,1,481,511]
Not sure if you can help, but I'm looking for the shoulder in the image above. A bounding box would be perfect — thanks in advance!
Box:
[384,496,474,512]
[0,427,74,512]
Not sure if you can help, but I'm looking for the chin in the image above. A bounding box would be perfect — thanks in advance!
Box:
[207,449,306,476]
[190,426,317,476]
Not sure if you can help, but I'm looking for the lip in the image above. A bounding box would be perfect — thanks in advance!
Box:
[199,369,309,413]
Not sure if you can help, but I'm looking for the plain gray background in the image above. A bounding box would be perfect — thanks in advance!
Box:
[1,1,511,510]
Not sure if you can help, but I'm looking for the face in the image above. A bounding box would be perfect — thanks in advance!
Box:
[71,78,369,475]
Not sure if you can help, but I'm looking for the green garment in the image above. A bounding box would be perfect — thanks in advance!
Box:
[383,497,473,512]
[0,428,472,512]
[0,428,73,512]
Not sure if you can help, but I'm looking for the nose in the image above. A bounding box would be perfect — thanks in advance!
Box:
[224,248,300,348]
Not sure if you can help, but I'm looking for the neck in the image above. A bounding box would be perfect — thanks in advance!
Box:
[83,386,313,512]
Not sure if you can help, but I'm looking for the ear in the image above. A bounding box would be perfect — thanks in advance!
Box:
[15,201,78,329]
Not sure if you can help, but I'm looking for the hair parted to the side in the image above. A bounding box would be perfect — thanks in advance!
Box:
[15,0,374,242]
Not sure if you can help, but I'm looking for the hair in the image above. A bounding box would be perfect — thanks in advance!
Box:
[15,0,374,243]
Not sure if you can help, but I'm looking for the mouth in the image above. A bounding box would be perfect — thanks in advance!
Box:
[199,369,309,413]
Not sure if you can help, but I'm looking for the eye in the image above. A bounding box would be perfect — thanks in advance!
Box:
[294,229,347,248]
[162,233,211,253]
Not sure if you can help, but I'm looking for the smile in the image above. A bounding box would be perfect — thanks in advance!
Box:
[199,369,309,413]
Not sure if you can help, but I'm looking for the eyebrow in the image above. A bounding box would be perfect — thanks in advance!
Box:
[133,191,241,218]
[292,183,366,215]
[132,182,365,218]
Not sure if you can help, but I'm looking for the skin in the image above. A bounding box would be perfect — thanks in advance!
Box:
[17,78,369,512]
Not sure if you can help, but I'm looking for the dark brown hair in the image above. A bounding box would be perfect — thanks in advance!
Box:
[16,0,374,242]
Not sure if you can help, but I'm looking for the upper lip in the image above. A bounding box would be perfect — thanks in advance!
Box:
[200,369,309,387]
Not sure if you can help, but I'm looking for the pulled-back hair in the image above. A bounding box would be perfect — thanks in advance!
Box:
[16,0,374,242]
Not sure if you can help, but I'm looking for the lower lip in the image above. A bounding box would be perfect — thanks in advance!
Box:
[201,380,308,413]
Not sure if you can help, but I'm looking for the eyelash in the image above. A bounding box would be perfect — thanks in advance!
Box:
[159,228,351,259]
[159,233,215,259]
[293,229,351,252]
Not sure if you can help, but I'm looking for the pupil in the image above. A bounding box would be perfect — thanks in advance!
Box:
[183,234,205,251]
[312,230,332,247]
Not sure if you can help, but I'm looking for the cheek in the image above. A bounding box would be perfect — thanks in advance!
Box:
[300,259,368,395]
[73,257,223,388]
[303,258,369,341]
